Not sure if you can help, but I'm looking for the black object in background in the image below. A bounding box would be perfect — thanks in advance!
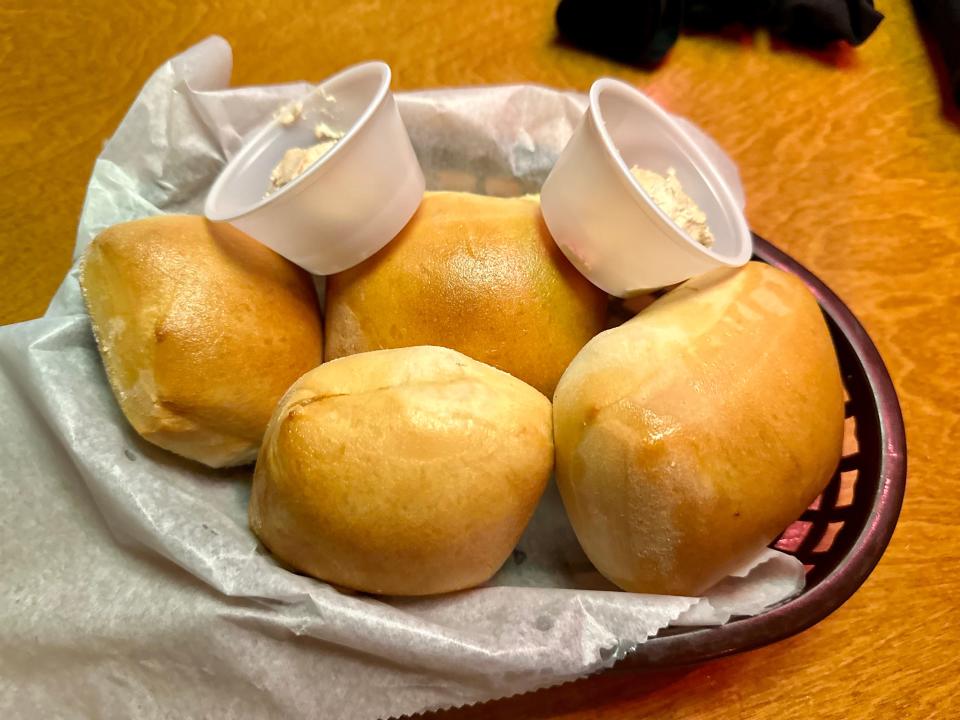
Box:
[912,0,960,106]
[556,0,884,66]
[555,1,684,65]
[685,1,884,47]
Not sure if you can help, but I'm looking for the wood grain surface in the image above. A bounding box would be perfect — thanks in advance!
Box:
[2,0,958,717]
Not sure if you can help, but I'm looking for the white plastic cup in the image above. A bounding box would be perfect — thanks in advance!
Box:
[540,78,752,297]
[204,61,424,276]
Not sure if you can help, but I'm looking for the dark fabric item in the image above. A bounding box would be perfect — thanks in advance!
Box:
[686,1,883,46]
[770,0,884,46]
[912,0,960,105]
[555,0,683,65]
[556,0,884,65]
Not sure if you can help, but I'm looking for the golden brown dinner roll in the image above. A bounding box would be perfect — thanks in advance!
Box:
[250,346,553,595]
[324,191,608,396]
[80,215,323,468]
[553,262,844,596]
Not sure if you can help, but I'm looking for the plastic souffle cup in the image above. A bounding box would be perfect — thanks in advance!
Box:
[540,77,752,297]
[204,61,425,276]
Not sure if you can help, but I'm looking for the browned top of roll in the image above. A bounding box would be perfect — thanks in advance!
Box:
[324,191,608,396]
[80,215,322,467]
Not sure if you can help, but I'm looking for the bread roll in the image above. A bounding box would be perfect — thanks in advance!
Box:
[80,215,323,468]
[250,346,553,595]
[324,191,608,396]
[553,262,844,596]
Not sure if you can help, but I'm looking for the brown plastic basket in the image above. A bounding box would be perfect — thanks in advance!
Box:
[617,234,907,668]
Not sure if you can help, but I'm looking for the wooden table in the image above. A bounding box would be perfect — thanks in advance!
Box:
[2,1,957,717]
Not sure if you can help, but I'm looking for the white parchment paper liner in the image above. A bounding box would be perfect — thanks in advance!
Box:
[0,36,799,720]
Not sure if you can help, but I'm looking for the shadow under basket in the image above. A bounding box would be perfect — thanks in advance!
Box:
[616,234,907,669]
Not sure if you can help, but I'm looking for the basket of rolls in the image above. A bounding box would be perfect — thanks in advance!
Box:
[4,38,905,719]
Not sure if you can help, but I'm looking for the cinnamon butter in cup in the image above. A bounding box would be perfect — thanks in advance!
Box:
[204,61,424,276]
[540,77,752,297]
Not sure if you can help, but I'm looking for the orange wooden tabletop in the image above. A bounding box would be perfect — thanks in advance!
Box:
[2,1,957,717]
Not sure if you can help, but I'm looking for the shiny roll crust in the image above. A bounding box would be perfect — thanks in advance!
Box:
[324,191,608,396]
[250,346,553,595]
[80,215,323,468]
[553,262,845,596]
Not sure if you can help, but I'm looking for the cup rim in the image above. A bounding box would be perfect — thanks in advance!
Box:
[204,60,392,223]
[587,77,752,267]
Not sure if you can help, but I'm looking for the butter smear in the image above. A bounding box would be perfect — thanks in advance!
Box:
[630,166,715,247]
